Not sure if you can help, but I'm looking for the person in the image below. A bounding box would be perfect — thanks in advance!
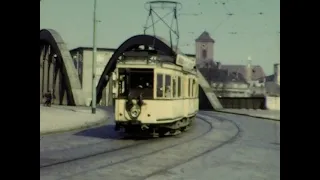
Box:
[137,77,145,89]
[145,82,152,88]
[165,86,171,98]
[137,78,152,89]
[43,90,52,107]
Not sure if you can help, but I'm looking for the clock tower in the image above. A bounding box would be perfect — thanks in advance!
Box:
[195,31,215,67]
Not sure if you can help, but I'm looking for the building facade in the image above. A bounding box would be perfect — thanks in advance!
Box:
[70,47,114,106]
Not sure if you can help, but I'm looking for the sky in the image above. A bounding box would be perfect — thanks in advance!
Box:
[40,0,280,75]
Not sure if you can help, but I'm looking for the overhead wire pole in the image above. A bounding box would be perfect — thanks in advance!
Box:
[143,1,182,50]
[91,0,97,114]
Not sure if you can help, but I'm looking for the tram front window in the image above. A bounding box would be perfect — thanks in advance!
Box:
[118,68,154,99]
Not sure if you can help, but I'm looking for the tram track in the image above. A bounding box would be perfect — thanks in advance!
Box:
[141,111,242,179]
[40,112,279,180]
[200,111,244,142]
[40,139,151,168]
[40,112,243,180]
[40,115,213,175]
[143,112,279,180]
[57,112,238,180]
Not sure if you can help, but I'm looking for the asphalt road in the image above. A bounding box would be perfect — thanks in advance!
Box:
[40,111,280,180]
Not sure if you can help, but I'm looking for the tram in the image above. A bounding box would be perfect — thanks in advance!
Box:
[111,50,199,136]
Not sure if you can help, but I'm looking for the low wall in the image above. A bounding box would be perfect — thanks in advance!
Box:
[218,97,266,109]
[265,96,280,110]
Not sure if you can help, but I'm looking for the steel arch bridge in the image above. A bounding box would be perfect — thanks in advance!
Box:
[39,29,222,109]
[40,29,84,106]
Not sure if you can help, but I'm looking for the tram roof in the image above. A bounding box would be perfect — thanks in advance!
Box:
[122,50,196,72]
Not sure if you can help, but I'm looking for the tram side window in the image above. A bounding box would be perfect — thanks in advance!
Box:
[192,79,196,97]
[177,76,181,98]
[118,69,128,97]
[191,79,193,97]
[165,75,171,98]
[156,74,163,98]
[187,78,190,97]
[118,75,126,94]
[189,78,193,98]
[196,82,199,97]
[172,77,177,98]
[195,81,198,98]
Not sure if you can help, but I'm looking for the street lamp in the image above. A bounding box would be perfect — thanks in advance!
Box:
[91,0,97,114]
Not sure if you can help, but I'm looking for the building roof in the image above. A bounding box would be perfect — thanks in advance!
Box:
[198,67,247,84]
[220,65,266,81]
[258,74,274,83]
[196,31,215,43]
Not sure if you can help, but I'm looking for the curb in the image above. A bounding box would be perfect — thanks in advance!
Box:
[42,105,89,113]
[40,112,110,136]
[216,110,280,121]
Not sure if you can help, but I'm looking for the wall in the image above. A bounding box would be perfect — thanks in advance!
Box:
[197,70,223,110]
[218,97,266,109]
[211,82,251,97]
[81,50,114,106]
[195,42,214,64]
[265,96,280,110]
[274,63,280,85]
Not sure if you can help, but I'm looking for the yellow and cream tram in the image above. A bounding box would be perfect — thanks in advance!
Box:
[111,50,199,136]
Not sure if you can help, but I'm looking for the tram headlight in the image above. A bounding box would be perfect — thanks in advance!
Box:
[130,105,141,118]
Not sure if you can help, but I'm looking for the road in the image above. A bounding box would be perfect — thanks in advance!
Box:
[40,111,280,180]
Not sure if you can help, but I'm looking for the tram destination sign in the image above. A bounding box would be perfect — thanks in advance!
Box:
[176,54,196,71]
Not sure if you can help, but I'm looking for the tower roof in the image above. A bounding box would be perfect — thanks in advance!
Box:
[196,31,215,43]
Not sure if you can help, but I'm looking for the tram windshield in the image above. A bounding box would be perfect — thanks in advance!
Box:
[118,68,154,99]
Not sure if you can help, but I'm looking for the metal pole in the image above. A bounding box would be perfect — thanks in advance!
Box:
[91,0,97,114]
[76,52,80,75]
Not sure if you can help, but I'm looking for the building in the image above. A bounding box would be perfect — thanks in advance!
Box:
[259,63,280,96]
[194,31,267,97]
[69,47,115,106]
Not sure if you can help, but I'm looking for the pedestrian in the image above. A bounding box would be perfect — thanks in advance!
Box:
[43,90,52,107]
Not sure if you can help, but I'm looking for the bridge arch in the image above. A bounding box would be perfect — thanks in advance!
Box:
[96,34,178,102]
[96,34,223,110]
[40,29,84,105]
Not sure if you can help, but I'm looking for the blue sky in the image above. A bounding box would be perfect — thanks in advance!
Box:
[40,0,280,75]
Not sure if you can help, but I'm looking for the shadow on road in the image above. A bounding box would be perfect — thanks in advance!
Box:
[74,125,154,140]
[74,125,125,139]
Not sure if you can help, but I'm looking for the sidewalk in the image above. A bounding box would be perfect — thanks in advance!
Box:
[40,105,111,135]
[218,109,280,121]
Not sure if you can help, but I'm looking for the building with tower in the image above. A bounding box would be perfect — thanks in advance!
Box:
[193,31,279,98]
[195,31,255,97]
[195,31,215,68]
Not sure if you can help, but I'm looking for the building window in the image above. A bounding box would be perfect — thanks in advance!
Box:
[202,49,207,59]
